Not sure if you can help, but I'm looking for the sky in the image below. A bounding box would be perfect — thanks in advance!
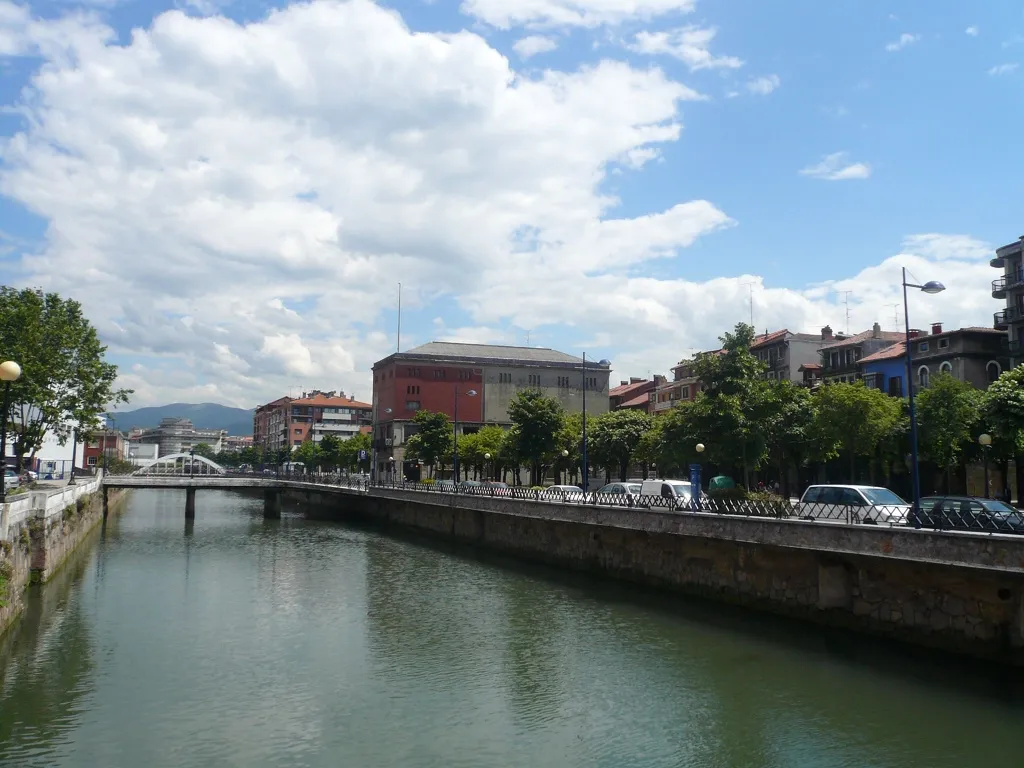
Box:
[0,0,1021,408]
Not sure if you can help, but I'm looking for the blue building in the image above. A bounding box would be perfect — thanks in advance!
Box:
[860,342,908,396]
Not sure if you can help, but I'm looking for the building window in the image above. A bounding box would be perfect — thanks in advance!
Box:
[293,440,302,446]
[87,456,97,466]
[458,369,472,381]
[406,385,420,395]
[938,338,950,349]
[830,352,839,369]
[294,428,302,435]
[557,376,569,388]
[919,341,929,353]
[528,374,540,386]
[918,366,930,389]
[986,361,1002,382]
[406,401,421,410]
[888,376,903,397]
[498,372,512,384]
[681,385,690,399]
[434,369,446,379]
[939,361,952,374]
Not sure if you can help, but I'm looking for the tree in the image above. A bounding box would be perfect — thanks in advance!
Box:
[292,439,322,469]
[759,381,815,495]
[588,409,653,481]
[809,381,904,483]
[319,434,343,469]
[407,410,452,475]
[191,442,217,460]
[508,389,564,486]
[916,372,982,492]
[983,363,1024,503]
[0,287,132,470]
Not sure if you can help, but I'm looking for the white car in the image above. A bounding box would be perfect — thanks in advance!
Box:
[4,470,20,490]
[596,482,643,500]
[541,485,583,501]
[797,484,909,525]
[639,479,706,510]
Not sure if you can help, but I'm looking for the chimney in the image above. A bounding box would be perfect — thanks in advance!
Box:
[931,323,942,335]
[908,329,922,339]
[630,377,643,384]
[821,325,833,341]
[654,375,667,385]
[872,322,881,339]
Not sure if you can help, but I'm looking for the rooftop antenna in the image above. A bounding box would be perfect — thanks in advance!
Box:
[525,330,531,347]
[739,282,756,327]
[886,303,901,331]
[838,290,853,333]
[396,282,402,353]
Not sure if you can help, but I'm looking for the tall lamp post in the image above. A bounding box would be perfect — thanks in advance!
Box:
[452,387,477,484]
[484,452,491,482]
[902,267,946,517]
[692,443,706,511]
[979,433,993,498]
[0,360,22,502]
[578,354,610,493]
[68,427,79,486]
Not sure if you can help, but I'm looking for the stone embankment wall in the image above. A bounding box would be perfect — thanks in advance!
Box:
[0,479,127,638]
[284,486,1024,665]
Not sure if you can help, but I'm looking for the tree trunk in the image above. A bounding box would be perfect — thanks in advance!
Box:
[1015,454,1024,507]
[849,451,855,484]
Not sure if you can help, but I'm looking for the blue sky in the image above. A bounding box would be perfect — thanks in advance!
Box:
[0,0,1020,407]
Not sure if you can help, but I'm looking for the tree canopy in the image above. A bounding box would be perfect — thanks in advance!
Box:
[508,389,564,485]
[588,409,653,481]
[916,372,982,484]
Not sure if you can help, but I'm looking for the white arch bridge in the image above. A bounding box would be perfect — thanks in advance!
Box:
[131,452,227,476]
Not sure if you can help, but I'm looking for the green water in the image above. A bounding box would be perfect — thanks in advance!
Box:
[0,489,1021,767]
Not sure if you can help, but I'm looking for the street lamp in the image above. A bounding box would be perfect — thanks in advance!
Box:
[561,448,569,484]
[388,455,396,482]
[579,353,611,493]
[452,388,477,484]
[0,360,21,502]
[692,443,706,511]
[484,452,491,481]
[902,268,946,517]
[979,433,993,498]
[68,426,79,486]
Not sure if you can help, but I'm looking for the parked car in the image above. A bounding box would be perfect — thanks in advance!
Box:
[20,469,37,482]
[797,485,909,525]
[639,479,705,510]
[912,496,1024,534]
[457,480,484,491]
[541,485,583,500]
[4,469,20,490]
[482,481,508,489]
[595,482,643,501]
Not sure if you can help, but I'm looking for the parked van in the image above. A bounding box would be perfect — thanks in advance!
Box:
[640,479,700,510]
[797,484,909,525]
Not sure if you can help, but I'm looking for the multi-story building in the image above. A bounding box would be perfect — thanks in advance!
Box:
[751,328,833,382]
[371,342,611,477]
[859,324,1009,396]
[253,391,372,454]
[223,435,254,452]
[135,418,227,457]
[609,377,663,413]
[992,236,1024,368]
[820,323,903,383]
[126,442,159,466]
[82,430,128,469]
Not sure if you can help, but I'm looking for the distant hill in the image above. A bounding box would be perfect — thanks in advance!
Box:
[109,403,255,436]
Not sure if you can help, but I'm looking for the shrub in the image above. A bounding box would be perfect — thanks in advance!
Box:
[419,478,436,486]
[0,559,13,606]
[19,527,29,549]
[75,493,93,515]
[708,486,748,502]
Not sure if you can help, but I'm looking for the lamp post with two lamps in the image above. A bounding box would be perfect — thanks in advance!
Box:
[979,433,993,499]
[902,267,946,517]
[0,360,22,502]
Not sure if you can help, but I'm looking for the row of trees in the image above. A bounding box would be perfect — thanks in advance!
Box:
[403,323,1024,498]
[195,432,373,473]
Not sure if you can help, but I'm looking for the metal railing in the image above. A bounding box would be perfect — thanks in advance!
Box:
[994,307,1022,327]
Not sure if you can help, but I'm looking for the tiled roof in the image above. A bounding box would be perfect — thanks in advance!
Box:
[750,329,789,349]
[399,342,592,365]
[859,342,907,364]
[820,329,904,350]
[799,363,822,370]
[292,395,372,408]
[618,392,652,409]
[609,380,651,398]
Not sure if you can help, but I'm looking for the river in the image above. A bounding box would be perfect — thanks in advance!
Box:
[0,489,1022,767]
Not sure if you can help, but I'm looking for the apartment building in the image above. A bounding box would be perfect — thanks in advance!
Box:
[135,418,227,457]
[992,236,1024,368]
[750,329,832,382]
[820,323,903,383]
[253,391,372,453]
[371,342,610,477]
[609,377,663,413]
[82,430,128,468]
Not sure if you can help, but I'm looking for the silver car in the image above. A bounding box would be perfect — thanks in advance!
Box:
[797,484,909,525]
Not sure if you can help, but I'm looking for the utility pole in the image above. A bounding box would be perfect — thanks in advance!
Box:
[739,282,756,327]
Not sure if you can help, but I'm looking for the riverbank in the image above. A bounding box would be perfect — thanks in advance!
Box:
[0,480,128,639]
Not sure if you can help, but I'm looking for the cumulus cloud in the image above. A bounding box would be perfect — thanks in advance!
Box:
[988,63,1019,76]
[461,0,697,29]
[885,33,920,52]
[629,25,743,70]
[799,152,872,181]
[746,74,780,95]
[513,34,557,58]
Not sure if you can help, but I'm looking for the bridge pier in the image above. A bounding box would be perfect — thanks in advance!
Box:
[264,488,282,519]
[185,488,196,519]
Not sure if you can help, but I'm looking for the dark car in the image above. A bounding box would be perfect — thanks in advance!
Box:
[912,496,1024,534]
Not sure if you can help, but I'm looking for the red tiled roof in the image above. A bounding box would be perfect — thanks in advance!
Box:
[799,363,822,370]
[609,380,651,398]
[750,329,789,349]
[859,341,907,364]
[292,395,372,408]
[820,329,904,350]
[618,392,652,409]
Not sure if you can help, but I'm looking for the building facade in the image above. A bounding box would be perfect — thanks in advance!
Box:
[253,391,372,454]
[135,418,227,457]
[820,323,903,382]
[609,377,662,413]
[751,329,832,382]
[82,430,128,468]
[371,342,611,476]
[992,236,1024,368]
[860,325,1009,396]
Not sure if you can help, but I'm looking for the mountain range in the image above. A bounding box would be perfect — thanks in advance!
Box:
[108,403,255,436]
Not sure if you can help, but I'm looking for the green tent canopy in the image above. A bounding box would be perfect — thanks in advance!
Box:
[709,475,735,490]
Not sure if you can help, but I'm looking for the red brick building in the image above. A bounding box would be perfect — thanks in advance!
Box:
[82,430,127,469]
[253,391,372,454]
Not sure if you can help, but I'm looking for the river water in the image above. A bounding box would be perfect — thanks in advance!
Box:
[1,490,1022,768]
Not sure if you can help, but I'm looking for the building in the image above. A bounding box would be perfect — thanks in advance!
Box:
[819,323,903,383]
[371,342,611,477]
[135,418,227,457]
[992,236,1024,368]
[860,325,1010,396]
[750,329,833,382]
[82,430,128,469]
[223,435,254,452]
[609,377,663,413]
[252,391,372,454]
[127,442,159,466]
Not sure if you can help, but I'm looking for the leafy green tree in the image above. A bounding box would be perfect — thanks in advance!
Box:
[292,439,322,469]
[809,381,904,482]
[508,389,565,486]
[335,432,371,472]
[407,410,452,476]
[588,409,653,481]
[191,442,217,460]
[916,372,982,492]
[497,426,522,484]
[759,381,815,495]
[319,434,343,469]
[634,416,670,478]
[0,287,132,470]
[982,364,1024,503]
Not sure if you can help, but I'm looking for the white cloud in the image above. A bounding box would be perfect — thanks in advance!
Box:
[629,25,743,70]
[746,74,780,95]
[900,234,992,261]
[965,26,979,37]
[988,63,1019,76]
[799,152,872,181]
[461,0,697,29]
[885,33,920,52]
[513,34,557,58]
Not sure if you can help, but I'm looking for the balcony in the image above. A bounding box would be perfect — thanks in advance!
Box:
[992,270,1024,299]
[991,255,1005,269]
[994,307,1022,329]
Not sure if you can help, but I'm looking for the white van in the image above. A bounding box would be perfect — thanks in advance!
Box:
[640,479,700,510]
[797,485,909,525]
